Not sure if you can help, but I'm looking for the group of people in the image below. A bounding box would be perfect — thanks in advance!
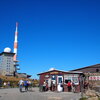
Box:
[41,80,79,93]
[58,81,77,92]
[67,81,78,92]
[42,79,56,92]
[3,81,11,88]
[19,79,32,92]
[67,80,89,92]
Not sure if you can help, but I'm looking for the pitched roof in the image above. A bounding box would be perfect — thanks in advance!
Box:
[37,69,66,75]
[37,69,83,75]
[70,64,100,71]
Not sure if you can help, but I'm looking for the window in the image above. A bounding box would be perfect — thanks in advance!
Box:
[65,79,71,84]
[64,77,72,83]
[96,69,99,72]
[51,75,56,80]
[7,65,10,69]
[58,77,62,83]
[64,74,79,85]
[72,77,79,85]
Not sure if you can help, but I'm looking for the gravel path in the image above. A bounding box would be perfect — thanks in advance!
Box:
[0,88,81,100]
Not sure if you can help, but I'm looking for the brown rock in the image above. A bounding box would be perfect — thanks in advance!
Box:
[96,92,100,97]
[85,90,97,97]
[87,96,98,100]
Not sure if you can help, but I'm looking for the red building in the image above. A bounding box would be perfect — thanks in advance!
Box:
[70,64,100,88]
[38,68,83,92]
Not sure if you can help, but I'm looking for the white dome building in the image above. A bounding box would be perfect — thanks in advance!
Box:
[4,47,11,53]
[0,47,16,76]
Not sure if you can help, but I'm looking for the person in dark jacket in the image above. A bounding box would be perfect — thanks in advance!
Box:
[24,80,29,91]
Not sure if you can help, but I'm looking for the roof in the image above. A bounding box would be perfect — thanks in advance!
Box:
[70,64,100,71]
[68,71,83,74]
[0,52,15,56]
[37,69,83,75]
[37,69,66,75]
[17,73,31,78]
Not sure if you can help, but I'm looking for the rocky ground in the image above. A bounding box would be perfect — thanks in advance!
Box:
[83,89,100,100]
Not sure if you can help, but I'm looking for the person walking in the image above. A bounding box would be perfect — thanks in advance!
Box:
[28,81,32,91]
[19,79,24,92]
[24,79,29,92]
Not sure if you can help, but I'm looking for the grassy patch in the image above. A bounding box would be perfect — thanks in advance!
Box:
[79,97,87,100]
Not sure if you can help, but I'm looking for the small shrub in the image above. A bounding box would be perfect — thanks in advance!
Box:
[79,97,87,100]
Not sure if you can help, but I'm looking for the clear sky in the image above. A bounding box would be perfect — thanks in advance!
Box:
[0,0,100,79]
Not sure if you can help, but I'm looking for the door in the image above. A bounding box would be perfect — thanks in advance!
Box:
[57,75,63,84]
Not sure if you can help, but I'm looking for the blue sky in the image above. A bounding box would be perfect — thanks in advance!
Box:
[0,0,100,79]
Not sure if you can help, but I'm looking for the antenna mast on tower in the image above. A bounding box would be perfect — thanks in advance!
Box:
[13,22,19,76]
[13,22,18,61]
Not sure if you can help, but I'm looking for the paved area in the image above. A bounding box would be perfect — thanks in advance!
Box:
[0,88,81,100]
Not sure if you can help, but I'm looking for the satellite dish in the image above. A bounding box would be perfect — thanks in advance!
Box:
[49,68,55,71]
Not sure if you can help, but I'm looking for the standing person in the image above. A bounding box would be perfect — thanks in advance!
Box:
[3,82,7,88]
[46,81,48,91]
[0,78,2,88]
[28,81,32,90]
[43,80,46,91]
[52,80,56,91]
[7,81,10,88]
[19,79,24,92]
[57,83,63,92]
[84,81,89,89]
[24,79,29,92]
[48,78,51,91]
[72,82,75,93]
[67,81,72,92]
